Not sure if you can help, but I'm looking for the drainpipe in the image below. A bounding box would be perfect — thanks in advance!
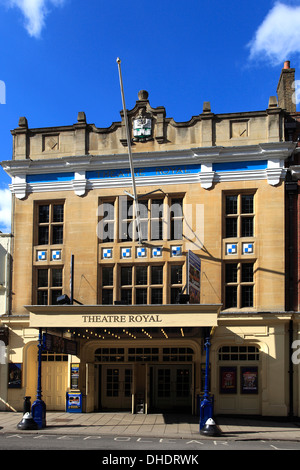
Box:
[288,319,294,418]
[285,181,297,418]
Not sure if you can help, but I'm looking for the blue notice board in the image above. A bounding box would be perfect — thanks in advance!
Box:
[66,391,82,413]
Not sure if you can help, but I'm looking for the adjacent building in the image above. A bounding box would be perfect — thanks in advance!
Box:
[1,63,300,417]
[0,232,12,411]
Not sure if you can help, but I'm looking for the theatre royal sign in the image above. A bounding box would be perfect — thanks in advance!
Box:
[27,304,221,329]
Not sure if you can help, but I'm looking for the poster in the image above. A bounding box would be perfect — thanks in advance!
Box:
[241,367,258,394]
[71,363,80,389]
[8,363,22,388]
[187,250,201,303]
[220,366,237,394]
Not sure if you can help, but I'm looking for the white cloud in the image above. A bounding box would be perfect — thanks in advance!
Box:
[0,189,11,233]
[6,0,66,38]
[248,1,300,65]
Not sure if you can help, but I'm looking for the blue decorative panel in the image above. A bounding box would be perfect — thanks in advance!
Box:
[26,172,74,183]
[213,160,268,172]
[102,248,112,259]
[136,247,147,258]
[121,247,131,258]
[226,243,237,255]
[51,250,61,260]
[243,243,253,254]
[152,247,162,257]
[171,246,182,256]
[37,250,46,261]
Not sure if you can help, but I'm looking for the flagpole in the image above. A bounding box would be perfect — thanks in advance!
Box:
[116,58,142,244]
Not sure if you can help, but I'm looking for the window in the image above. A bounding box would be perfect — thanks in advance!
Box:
[151,199,163,240]
[37,267,63,305]
[170,264,183,303]
[225,194,254,238]
[218,345,259,361]
[170,198,183,240]
[37,202,64,245]
[101,266,114,304]
[98,201,115,243]
[99,195,184,243]
[119,265,163,305]
[225,262,254,308]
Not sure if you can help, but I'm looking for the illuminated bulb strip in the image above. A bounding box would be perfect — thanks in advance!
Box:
[161,329,168,339]
[122,329,137,339]
[141,328,152,339]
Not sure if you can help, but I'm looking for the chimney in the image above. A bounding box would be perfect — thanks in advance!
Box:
[277,60,296,113]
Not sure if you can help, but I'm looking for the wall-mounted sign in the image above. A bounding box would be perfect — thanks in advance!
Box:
[241,367,258,394]
[8,363,22,388]
[220,366,237,394]
[42,333,77,356]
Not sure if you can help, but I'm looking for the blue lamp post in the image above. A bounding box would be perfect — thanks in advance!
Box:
[199,335,213,430]
[31,328,46,428]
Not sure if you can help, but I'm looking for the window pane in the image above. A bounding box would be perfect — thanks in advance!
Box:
[241,285,253,307]
[39,205,49,223]
[151,288,162,304]
[52,225,63,244]
[38,269,48,287]
[102,202,114,220]
[151,199,163,218]
[242,263,253,282]
[151,265,163,284]
[151,220,163,240]
[121,289,132,305]
[102,289,113,305]
[121,267,132,285]
[51,289,62,305]
[102,267,113,286]
[140,220,148,240]
[241,217,253,237]
[226,196,237,214]
[171,265,182,284]
[102,221,114,242]
[136,288,147,304]
[171,218,183,240]
[52,269,62,287]
[225,264,238,283]
[136,266,147,285]
[38,226,49,245]
[53,204,64,222]
[170,199,183,217]
[226,218,237,238]
[225,286,237,308]
[241,195,253,214]
[171,287,182,304]
[138,201,148,219]
[38,290,48,305]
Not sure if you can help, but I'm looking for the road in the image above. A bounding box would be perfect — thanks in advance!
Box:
[0,433,299,452]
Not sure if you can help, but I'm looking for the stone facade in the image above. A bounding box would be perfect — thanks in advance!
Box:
[1,63,300,417]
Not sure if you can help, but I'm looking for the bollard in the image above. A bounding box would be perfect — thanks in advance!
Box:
[17,412,38,430]
[23,396,31,414]
[200,418,221,437]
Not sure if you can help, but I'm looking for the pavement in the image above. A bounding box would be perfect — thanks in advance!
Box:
[1,411,300,441]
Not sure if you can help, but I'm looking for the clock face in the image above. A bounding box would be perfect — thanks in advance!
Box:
[231,121,248,138]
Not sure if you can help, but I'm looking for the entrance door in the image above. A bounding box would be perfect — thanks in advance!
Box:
[101,365,132,410]
[152,365,192,411]
[42,360,68,410]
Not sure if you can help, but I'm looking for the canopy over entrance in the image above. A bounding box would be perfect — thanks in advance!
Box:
[26,304,221,329]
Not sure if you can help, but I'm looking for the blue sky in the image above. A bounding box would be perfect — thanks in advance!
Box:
[0,0,300,231]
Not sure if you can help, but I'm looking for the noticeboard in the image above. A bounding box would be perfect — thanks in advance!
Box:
[66,391,82,412]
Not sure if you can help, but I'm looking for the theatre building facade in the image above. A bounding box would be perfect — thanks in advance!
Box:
[2,70,300,417]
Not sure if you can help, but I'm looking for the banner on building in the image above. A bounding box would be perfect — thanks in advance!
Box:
[42,333,77,355]
[187,250,201,303]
